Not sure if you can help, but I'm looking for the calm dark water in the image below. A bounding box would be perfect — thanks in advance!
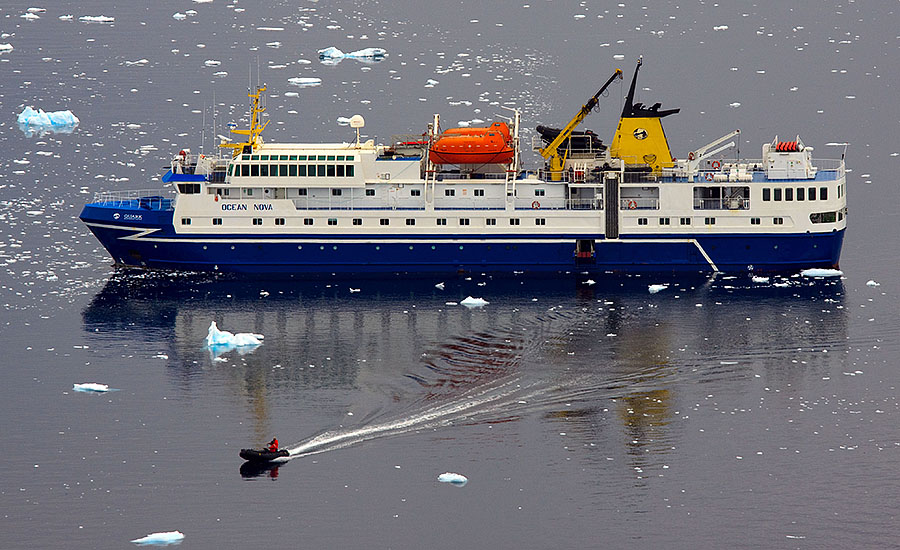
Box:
[2,1,899,548]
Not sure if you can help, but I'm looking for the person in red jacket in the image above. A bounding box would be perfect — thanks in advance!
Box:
[267,437,279,452]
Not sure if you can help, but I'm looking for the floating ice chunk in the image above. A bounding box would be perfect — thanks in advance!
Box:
[21,13,40,20]
[318,46,344,59]
[27,7,46,13]
[59,14,74,20]
[288,77,321,88]
[435,282,445,290]
[125,58,149,66]
[0,44,13,53]
[349,287,361,293]
[131,531,185,545]
[336,116,352,126]
[866,280,880,287]
[18,107,80,136]
[438,472,468,486]
[800,268,843,278]
[729,102,741,108]
[204,321,263,347]
[73,383,110,393]
[173,12,187,20]
[713,25,729,30]
[648,284,669,294]
[583,279,596,285]
[348,47,386,58]
[204,59,221,66]
[460,296,489,307]
[424,78,439,88]
[751,276,769,283]
[79,15,115,23]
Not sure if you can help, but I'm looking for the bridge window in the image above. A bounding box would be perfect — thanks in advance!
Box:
[796,187,805,201]
[773,188,782,201]
[819,187,828,200]
[250,165,259,177]
[289,165,298,177]
[785,188,793,201]
[808,187,816,200]
[280,165,288,177]
[327,165,336,177]
[762,188,771,201]
[260,165,268,177]
[346,165,355,177]
[336,165,345,177]
[241,165,250,177]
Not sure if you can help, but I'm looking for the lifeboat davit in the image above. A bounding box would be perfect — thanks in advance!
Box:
[429,122,515,165]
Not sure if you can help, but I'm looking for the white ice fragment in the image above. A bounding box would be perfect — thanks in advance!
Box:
[729,102,741,108]
[866,280,880,287]
[438,472,468,486]
[59,14,74,20]
[648,284,669,294]
[73,383,110,393]
[173,12,187,20]
[131,531,185,545]
[17,107,80,133]
[0,44,13,52]
[336,116,352,126]
[349,287,361,293]
[348,47,385,58]
[288,77,321,88]
[435,282,445,290]
[204,321,263,348]
[424,78,439,88]
[21,13,40,20]
[125,59,149,66]
[79,15,115,23]
[751,276,769,283]
[613,54,625,60]
[800,268,843,278]
[203,59,221,66]
[318,46,344,59]
[583,279,596,285]
[713,25,729,31]
[460,296,489,307]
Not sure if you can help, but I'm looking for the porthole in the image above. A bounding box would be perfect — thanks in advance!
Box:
[459,245,464,250]
[333,245,338,250]
[231,245,235,250]
[431,245,436,250]
[298,245,302,250]
[203,245,207,250]
[409,245,414,250]
[375,245,380,250]
[320,245,325,250]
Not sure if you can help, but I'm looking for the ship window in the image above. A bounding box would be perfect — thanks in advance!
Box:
[659,217,670,225]
[178,183,200,194]
[819,187,828,200]
[259,155,269,161]
[270,164,278,175]
[297,155,307,161]
[328,218,337,226]
[297,188,307,196]
[253,218,263,226]
[406,218,416,226]
[680,217,691,225]
[317,165,326,177]
[181,218,191,225]
[327,165,336,177]
[242,154,250,160]
[346,156,354,161]
[317,155,326,161]
[289,165,298,177]
[808,187,816,200]
[380,218,390,226]
[460,218,470,225]
[762,188,771,201]
[751,217,760,225]
[705,217,716,225]
[227,165,234,176]
[474,189,485,197]
[332,189,342,196]
[796,187,805,201]
[250,155,259,161]
[336,165,345,177]
[638,218,648,226]
[260,165,269,177]
[486,218,496,226]
[366,189,376,197]
[280,165,288,177]
[304,218,313,225]
[535,189,545,197]
[307,164,316,176]
[241,164,249,177]
[213,218,222,226]
[298,165,307,177]
[347,165,355,177]
[510,218,520,225]
[251,165,259,177]
[275,218,285,226]
[535,218,546,226]
[773,188,782,201]
[289,155,298,161]
[810,212,837,223]
[785,188,794,201]
[437,218,447,226]
[410,189,421,197]
[353,218,362,225]
[773,217,784,225]
[280,155,289,161]
[445,189,455,197]
[327,155,336,161]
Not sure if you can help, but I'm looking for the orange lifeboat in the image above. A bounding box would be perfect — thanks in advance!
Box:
[429,122,515,165]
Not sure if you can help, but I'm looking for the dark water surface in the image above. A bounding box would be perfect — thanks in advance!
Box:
[2,1,899,548]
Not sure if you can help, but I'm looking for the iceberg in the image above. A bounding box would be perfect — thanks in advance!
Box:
[648,284,669,294]
[17,106,80,137]
[459,296,489,308]
[438,472,468,486]
[131,531,185,545]
[318,46,386,65]
[204,321,263,348]
[0,44,12,53]
[73,383,110,393]
[800,268,843,278]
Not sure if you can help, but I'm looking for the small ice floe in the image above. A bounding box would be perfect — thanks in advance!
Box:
[729,102,741,108]
[59,14,74,20]
[438,472,468,486]
[203,59,221,66]
[583,279,596,285]
[125,58,149,66]
[131,531,185,545]
[288,77,321,88]
[349,287,361,293]
[204,321,263,348]
[18,106,80,129]
[866,280,880,287]
[713,25,729,31]
[0,44,13,53]
[751,276,769,283]
[73,383,110,393]
[800,268,843,278]
[21,12,41,20]
[79,15,115,23]
[424,78,439,88]
[173,12,187,20]
[460,296,489,308]
[434,282,445,290]
[648,284,669,294]
[318,46,386,65]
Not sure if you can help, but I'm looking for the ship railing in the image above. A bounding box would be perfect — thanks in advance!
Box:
[693,197,750,210]
[812,158,845,178]
[619,197,659,210]
[92,189,176,211]
[436,172,508,181]
[566,198,603,210]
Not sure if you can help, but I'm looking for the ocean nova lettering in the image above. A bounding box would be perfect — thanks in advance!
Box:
[221,203,273,211]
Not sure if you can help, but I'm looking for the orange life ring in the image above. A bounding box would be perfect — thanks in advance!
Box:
[627,200,637,210]
[711,160,721,170]
[705,172,713,181]
[687,152,695,161]
[532,200,541,209]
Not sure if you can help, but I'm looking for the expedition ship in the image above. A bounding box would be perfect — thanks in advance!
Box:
[80,59,847,274]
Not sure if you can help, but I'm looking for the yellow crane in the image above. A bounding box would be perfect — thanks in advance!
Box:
[538,68,623,180]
